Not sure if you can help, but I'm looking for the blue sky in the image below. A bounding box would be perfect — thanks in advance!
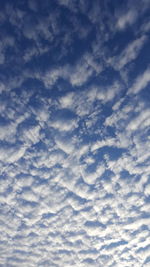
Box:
[0,0,150,266]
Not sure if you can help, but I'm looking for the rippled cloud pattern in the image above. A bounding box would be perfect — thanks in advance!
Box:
[0,0,150,266]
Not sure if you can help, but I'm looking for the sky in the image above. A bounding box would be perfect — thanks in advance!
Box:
[0,0,150,266]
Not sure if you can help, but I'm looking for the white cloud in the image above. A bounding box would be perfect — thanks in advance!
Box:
[20,188,38,202]
[108,35,147,71]
[55,138,75,154]
[116,10,137,30]
[0,145,27,163]
[116,0,150,32]
[81,164,105,185]
[50,117,78,132]
[129,67,150,94]
[97,81,121,102]
[0,122,17,143]
[144,183,150,196]
[59,92,74,109]
[127,108,150,131]
[21,125,41,145]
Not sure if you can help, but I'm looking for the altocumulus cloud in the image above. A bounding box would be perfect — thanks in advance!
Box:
[0,0,150,266]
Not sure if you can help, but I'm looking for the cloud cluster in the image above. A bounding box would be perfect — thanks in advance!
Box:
[0,0,150,266]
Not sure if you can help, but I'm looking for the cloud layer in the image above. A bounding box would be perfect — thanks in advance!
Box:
[0,0,150,266]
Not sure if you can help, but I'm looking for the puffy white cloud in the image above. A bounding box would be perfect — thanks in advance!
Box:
[0,145,27,163]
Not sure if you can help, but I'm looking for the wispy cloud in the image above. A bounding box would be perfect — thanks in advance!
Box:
[116,10,138,30]
[109,35,147,70]
[129,67,150,94]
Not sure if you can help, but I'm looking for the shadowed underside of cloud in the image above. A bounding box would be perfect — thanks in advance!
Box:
[0,0,150,266]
